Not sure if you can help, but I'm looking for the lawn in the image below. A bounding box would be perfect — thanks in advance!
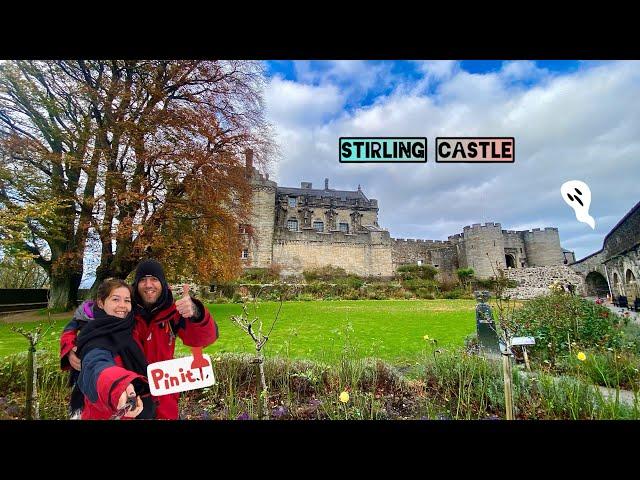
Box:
[0,299,477,366]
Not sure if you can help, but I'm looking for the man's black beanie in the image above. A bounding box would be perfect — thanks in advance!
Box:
[133,259,167,287]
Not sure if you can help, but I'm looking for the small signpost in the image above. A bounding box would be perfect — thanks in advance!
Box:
[511,336,535,371]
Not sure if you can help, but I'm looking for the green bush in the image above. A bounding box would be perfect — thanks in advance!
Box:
[302,265,349,282]
[507,292,629,365]
[396,264,438,281]
[441,289,466,299]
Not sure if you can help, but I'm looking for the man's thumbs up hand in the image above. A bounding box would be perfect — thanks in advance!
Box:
[175,283,196,319]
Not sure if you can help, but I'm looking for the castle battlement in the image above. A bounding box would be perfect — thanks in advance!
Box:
[462,222,503,234]
[392,238,451,246]
[523,227,560,235]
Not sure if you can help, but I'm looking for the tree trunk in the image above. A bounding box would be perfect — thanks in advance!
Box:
[48,271,82,311]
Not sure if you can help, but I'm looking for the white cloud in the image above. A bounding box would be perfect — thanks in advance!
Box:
[264,60,640,260]
[264,75,345,127]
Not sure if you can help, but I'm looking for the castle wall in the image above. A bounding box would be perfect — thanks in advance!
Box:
[523,228,564,266]
[273,230,394,277]
[391,239,458,277]
[603,204,640,258]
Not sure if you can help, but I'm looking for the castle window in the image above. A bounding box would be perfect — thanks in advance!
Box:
[287,219,298,231]
[288,197,297,207]
[241,249,249,259]
[339,222,349,233]
[313,221,324,232]
[520,248,523,253]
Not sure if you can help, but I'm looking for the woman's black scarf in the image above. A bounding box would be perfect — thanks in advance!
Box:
[75,306,155,419]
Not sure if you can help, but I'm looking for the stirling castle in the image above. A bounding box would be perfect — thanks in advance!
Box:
[241,151,572,279]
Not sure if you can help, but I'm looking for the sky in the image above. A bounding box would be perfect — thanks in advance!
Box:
[260,60,640,262]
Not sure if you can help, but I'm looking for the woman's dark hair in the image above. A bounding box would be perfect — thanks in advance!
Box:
[96,278,133,304]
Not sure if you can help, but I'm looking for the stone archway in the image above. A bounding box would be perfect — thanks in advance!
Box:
[505,254,516,268]
[585,271,609,297]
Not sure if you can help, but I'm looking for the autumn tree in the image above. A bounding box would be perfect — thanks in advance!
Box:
[0,60,274,309]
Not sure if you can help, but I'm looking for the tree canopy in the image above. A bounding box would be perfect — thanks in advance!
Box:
[0,60,275,308]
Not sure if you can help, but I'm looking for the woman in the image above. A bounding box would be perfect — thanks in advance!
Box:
[75,278,156,419]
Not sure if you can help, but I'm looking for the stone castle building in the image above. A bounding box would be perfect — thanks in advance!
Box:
[570,200,640,302]
[241,151,571,280]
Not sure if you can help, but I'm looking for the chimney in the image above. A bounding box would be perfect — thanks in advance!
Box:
[245,148,254,170]
[324,178,329,190]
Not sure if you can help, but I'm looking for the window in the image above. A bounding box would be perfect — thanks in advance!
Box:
[241,249,249,259]
[288,197,297,207]
[339,222,349,233]
[313,221,324,232]
[287,219,298,231]
[239,224,248,234]
[417,260,423,266]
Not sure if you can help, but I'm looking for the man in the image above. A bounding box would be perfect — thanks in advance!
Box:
[61,259,218,419]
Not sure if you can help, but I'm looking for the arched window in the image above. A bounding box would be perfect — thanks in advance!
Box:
[626,269,636,283]
[287,219,298,231]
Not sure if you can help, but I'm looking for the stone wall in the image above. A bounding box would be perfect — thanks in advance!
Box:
[503,266,586,299]
[273,236,394,277]
[604,249,640,299]
[604,201,640,258]
[391,239,459,280]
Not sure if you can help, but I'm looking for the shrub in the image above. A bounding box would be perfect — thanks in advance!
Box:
[396,264,438,281]
[507,292,629,365]
[302,265,349,282]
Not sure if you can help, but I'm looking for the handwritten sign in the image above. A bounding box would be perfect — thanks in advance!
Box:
[147,354,215,396]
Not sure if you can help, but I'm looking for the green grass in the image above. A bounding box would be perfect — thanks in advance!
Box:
[0,299,477,366]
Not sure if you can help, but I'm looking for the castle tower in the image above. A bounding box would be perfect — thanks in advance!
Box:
[244,149,277,268]
[523,228,564,266]
[459,223,506,278]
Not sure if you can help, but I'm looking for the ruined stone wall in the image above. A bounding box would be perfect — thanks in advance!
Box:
[523,228,564,266]
[503,266,586,299]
